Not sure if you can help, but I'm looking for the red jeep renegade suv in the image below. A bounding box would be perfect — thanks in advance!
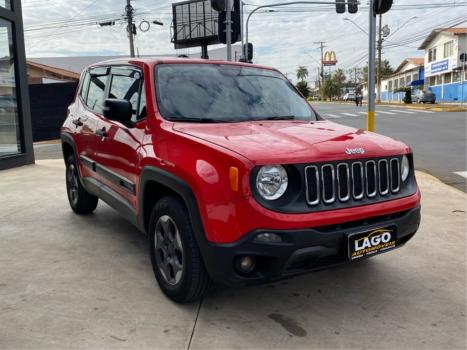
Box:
[61,58,421,303]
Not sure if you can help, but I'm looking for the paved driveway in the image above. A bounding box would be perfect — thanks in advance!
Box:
[0,160,466,349]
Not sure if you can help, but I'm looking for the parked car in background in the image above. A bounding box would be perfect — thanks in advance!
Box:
[343,92,356,101]
[412,89,436,104]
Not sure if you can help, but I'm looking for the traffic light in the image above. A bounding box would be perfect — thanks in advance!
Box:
[335,0,345,14]
[211,0,226,12]
[336,0,358,14]
[218,0,241,44]
[373,0,393,15]
[244,43,253,62]
[348,0,358,14]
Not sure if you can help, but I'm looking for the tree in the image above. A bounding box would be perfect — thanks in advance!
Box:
[363,59,394,83]
[320,78,339,100]
[296,80,310,98]
[296,66,309,81]
[332,68,347,92]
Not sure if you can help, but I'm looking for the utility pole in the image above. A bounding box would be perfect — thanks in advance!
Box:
[126,0,135,58]
[367,0,377,132]
[225,0,232,61]
[376,13,383,103]
[314,41,326,89]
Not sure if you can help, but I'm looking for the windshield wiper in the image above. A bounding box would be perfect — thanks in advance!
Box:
[255,115,296,121]
[167,117,224,123]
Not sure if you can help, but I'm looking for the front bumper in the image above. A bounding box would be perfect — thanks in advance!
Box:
[200,207,421,286]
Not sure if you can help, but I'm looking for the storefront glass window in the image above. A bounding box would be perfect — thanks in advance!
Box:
[0,19,21,157]
[0,0,12,10]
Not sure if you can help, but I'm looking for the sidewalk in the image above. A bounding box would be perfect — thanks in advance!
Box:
[313,100,467,112]
[0,160,465,349]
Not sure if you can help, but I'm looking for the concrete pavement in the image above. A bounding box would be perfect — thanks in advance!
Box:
[1,160,466,349]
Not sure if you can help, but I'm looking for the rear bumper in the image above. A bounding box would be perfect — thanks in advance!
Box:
[200,207,421,286]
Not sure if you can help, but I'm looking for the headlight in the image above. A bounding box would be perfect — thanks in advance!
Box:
[256,165,288,200]
[401,155,410,182]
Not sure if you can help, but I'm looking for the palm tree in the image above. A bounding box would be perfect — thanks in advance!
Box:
[296,66,309,82]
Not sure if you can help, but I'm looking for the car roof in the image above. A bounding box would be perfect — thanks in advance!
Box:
[87,57,277,72]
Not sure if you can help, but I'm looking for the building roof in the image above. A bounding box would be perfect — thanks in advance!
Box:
[393,58,424,76]
[27,45,243,75]
[27,61,81,81]
[418,27,467,50]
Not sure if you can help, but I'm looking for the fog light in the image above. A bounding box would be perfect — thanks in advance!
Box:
[236,256,256,274]
[254,232,282,243]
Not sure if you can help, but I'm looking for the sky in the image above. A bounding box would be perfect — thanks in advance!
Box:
[22,0,467,83]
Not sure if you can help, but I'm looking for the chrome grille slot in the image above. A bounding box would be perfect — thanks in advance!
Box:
[352,162,364,200]
[321,164,336,204]
[304,157,406,208]
[390,158,400,193]
[378,159,389,195]
[305,165,320,205]
[337,163,350,201]
[365,160,377,197]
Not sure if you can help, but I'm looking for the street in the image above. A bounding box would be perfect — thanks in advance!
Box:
[312,102,467,192]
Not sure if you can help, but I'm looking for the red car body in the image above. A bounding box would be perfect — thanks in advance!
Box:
[62,58,420,290]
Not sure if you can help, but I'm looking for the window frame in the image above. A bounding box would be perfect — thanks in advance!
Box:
[443,40,454,58]
[108,66,147,123]
[78,66,111,115]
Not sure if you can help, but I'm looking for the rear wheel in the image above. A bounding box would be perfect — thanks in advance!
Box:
[149,196,209,303]
[65,154,98,214]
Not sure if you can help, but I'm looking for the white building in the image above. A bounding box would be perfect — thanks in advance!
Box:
[380,58,424,102]
[418,28,467,102]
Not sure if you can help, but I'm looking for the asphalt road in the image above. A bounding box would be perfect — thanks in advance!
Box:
[312,102,467,192]
[34,103,466,192]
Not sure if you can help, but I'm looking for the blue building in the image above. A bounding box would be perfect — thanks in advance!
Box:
[380,58,425,102]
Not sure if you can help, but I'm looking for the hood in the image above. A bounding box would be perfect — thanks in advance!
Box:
[173,120,409,165]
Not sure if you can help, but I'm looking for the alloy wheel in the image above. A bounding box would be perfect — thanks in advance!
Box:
[67,163,79,205]
[154,215,184,286]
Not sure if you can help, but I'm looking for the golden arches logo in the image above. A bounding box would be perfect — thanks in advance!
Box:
[323,51,337,66]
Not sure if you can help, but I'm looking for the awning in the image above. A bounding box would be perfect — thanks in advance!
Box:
[410,79,424,87]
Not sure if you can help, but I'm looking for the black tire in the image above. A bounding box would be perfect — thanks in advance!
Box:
[149,196,209,303]
[65,154,98,215]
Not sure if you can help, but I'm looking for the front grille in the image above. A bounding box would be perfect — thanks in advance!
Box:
[305,157,402,206]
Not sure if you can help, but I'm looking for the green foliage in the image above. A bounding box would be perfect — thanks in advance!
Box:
[296,66,309,81]
[332,68,347,90]
[296,80,310,98]
[320,78,339,100]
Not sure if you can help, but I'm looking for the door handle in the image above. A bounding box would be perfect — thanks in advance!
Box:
[72,118,83,127]
[96,127,108,138]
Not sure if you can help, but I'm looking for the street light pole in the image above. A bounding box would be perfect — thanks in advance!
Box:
[244,1,341,61]
[367,0,377,132]
[225,0,232,61]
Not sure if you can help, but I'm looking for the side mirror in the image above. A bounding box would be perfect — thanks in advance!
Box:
[104,99,132,124]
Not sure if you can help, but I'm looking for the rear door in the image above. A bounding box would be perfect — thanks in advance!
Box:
[94,66,147,209]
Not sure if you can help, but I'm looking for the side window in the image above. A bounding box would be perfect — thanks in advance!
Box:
[109,68,146,122]
[80,72,91,102]
[86,67,109,114]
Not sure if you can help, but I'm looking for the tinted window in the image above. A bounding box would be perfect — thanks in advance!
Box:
[156,64,316,122]
[80,72,91,102]
[109,69,145,122]
[87,70,108,114]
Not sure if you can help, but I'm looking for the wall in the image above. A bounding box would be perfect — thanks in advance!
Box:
[29,82,78,141]
[429,81,467,102]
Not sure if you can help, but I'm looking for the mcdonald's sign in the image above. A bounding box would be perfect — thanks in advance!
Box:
[323,51,337,66]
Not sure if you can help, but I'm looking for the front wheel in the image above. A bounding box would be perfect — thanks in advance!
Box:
[149,196,209,303]
[65,154,98,214]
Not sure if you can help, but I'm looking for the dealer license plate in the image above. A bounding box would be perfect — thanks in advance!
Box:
[348,226,397,261]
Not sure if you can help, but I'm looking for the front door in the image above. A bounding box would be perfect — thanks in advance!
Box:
[94,66,147,210]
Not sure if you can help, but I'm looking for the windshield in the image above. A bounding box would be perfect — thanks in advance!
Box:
[155,64,317,122]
